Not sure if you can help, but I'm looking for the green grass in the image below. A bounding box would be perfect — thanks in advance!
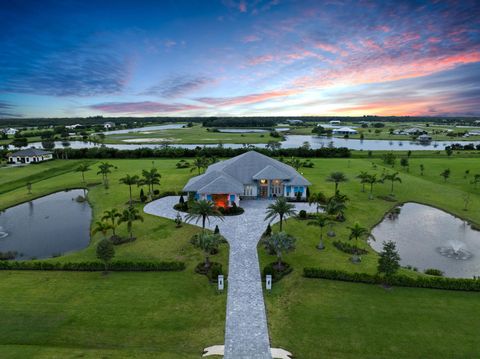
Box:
[0,271,225,359]
[103,124,281,145]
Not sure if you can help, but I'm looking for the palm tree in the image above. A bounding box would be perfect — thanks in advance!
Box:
[308,214,329,250]
[101,209,121,237]
[326,172,348,193]
[365,174,379,200]
[471,174,480,188]
[185,199,224,229]
[141,168,161,199]
[76,163,90,184]
[263,232,296,270]
[440,169,451,182]
[347,222,370,263]
[323,196,347,221]
[91,220,113,240]
[356,171,369,192]
[118,206,144,240]
[191,231,223,269]
[287,157,303,171]
[265,197,297,231]
[382,172,402,194]
[308,192,327,213]
[119,174,139,205]
[97,162,114,188]
[190,157,207,175]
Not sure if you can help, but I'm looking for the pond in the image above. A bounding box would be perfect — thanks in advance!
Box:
[370,203,480,278]
[0,190,92,260]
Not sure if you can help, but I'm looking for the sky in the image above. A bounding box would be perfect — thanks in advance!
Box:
[0,0,479,118]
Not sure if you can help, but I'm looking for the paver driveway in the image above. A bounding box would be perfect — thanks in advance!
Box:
[144,196,312,359]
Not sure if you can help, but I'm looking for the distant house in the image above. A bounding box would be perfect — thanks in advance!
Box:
[417,134,432,143]
[286,119,303,125]
[103,122,116,129]
[332,127,358,135]
[329,120,341,125]
[183,151,311,207]
[468,130,480,136]
[7,148,53,164]
[65,124,82,130]
[2,128,18,135]
[404,127,426,135]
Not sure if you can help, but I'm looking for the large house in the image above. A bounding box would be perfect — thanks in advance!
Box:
[183,151,311,207]
[332,127,358,135]
[7,148,53,164]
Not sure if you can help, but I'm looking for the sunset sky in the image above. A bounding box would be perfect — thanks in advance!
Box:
[1,0,479,118]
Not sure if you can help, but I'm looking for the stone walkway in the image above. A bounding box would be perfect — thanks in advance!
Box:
[144,197,312,359]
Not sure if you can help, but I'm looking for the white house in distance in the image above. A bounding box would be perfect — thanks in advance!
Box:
[1,128,18,135]
[329,120,341,125]
[103,121,116,129]
[332,127,358,135]
[7,148,53,164]
[183,151,311,207]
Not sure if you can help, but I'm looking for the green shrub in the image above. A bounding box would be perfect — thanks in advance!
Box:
[333,240,368,255]
[0,260,185,272]
[303,267,480,291]
[195,261,223,282]
[298,210,307,219]
[424,268,444,276]
[263,261,293,283]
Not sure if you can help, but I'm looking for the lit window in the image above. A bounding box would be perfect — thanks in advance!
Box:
[260,179,267,184]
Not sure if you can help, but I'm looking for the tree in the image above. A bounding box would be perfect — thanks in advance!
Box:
[190,157,208,175]
[445,147,453,157]
[97,162,114,188]
[471,174,480,188]
[118,206,144,240]
[400,158,409,172]
[76,163,90,184]
[119,174,139,205]
[419,164,425,176]
[326,172,348,193]
[382,152,396,167]
[356,171,369,192]
[377,241,401,279]
[464,169,470,179]
[323,196,347,221]
[101,209,121,237]
[141,168,161,199]
[287,157,303,171]
[347,222,370,263]
[365,174,379,200]
[41,139,55,150]
[263,232,296,270]
[96,239,115,272]
[308,192,327,213]
[185,199,224,229]
[307,214,329,250]
[191,232,223,269]
[440,169,451,182]
[382,172,402,195]
[265,197,296,231]
[92,220,112,239]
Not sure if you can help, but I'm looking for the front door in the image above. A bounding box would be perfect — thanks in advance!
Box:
[259,186,268,198]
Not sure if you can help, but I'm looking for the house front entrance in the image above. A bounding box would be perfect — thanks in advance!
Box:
[259,185,268,198]
[212,194,228,207]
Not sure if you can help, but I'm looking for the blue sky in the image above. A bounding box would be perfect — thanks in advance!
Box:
[1,0,479,118]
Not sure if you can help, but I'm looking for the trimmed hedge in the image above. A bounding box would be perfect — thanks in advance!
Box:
[0,260,185,272]
[303,267,480,291]
[333,241,368,255]
[263,261,293,283]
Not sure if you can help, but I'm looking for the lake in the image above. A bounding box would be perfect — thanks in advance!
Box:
[0,190,92,259]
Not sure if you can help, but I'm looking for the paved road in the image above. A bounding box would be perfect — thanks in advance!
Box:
[144,196,311,359]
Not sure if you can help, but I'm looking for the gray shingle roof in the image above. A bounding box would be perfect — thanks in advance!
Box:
[9,148,52,157]
[183,151,311,194]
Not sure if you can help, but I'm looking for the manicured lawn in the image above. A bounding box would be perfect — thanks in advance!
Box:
[266,279,480,359]
[0,271,225,358]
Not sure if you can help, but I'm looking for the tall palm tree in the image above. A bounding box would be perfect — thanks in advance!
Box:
[356,171,369,192]
[91,220,113,240]
[326,172,348,193]
[263,232,296,270]
[382,172,402,194]
[190,157,207,175]
[347,222,370,263]
[308,214,329,250]
[118,206,144,240]
[97,162,114,188]
[119,174,139,205]
[76,163,90,184]
[324,197,347,221]
[185,199,224,229]
[365,174,379,200]
[141,168,161,199]
[308,192,327,213]
[265,197,296,231]
[191,231,223,269]
[287,157,303,171]
[101,209,121,237]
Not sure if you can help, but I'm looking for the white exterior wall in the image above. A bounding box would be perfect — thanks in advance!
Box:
[8,154,53,164]
[243,184,257,197]
[284,185,307,199]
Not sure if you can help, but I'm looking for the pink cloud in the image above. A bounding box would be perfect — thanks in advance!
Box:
[313,42,338,53]
[238,1,247,12]
[247,54,275,65]
[196,89,299,107]
[89,101,204,114]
